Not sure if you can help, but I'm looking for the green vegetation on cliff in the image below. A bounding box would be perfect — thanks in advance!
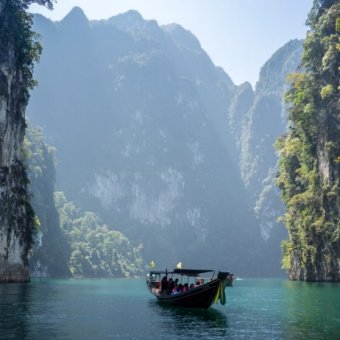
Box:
[24,126,70,277]
[54,192,144,278]
[25,126,144,277]
[277,0,340,281]
[0,0,54,102]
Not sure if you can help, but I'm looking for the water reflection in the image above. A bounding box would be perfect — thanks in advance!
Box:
[0,284,31,339]
[0,282,68,340]
[282,280,340,339]
[148,300,228,338]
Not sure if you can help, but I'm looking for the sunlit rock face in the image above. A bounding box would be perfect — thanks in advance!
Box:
[0,3,33,282]
[28,8,297,276]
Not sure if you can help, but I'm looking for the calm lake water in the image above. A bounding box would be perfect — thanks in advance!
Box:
[0,278,339,339]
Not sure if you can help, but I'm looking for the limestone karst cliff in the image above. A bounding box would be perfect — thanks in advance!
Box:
[29,8,266,275]
[229,39,303,242]
[0,0,53,282]
[277,0,340,281]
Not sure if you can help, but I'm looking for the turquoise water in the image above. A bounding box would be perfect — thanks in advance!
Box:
[0,278,339,339]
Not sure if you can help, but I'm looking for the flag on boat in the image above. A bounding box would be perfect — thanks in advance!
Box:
[176,261,182,269]
[150,260,155,268]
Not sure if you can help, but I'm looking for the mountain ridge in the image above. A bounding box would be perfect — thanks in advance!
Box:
[28,7,304,277]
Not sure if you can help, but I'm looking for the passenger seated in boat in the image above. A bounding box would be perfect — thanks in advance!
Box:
[182,283,189,292]
[174,278,179,290]
[178,283,183,292]
[171,279,179,294]
[161,276,168,293]
[195,278,204,286]
[167,278,175,295]
[189,283,195,289]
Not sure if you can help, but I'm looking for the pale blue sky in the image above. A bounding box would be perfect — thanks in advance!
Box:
[30,0,313,87]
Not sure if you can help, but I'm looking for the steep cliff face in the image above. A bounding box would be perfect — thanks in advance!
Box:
[28,8,270,276]
[221,40,305,276]
[0,1,35,282]
[277,0,340,281]
[0,0,54,282]
[228,40,303,249]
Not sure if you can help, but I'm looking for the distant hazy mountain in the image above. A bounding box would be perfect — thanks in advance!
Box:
[28,7,301,276]
[229,40,303,240]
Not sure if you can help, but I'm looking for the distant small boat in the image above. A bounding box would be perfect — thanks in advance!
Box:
[146,268,233,309]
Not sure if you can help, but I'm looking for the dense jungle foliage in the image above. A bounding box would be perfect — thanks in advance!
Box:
[277,0,340,281]
[54,191,144,278]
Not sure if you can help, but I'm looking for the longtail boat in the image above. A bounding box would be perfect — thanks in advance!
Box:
[146,268,233,309]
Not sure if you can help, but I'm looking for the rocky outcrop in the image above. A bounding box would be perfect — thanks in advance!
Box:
[229,40,303,241]
[0,0,36,282]
[277,1,340,281]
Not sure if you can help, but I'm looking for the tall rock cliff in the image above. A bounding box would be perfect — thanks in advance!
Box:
[277,0,340,281]
[28,8,271,276]
[227,41,303,273]
[0,0,52,282]
[0,1,32,282]
[229,40,303,241]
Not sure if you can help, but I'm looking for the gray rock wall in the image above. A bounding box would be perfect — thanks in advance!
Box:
[0,1,34,282]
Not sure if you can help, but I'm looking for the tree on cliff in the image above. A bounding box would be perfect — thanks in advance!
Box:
[276,0,340,281]
[0,0,55,282]
[23,0,54,9]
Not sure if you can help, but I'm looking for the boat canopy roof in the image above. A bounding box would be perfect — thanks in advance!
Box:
[173,269,214,276]
[149,269,214,276]
[149,270,169,275]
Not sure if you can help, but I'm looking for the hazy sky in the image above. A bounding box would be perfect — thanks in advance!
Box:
[30,0,313,86]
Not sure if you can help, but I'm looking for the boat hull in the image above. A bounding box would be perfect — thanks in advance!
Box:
[149,279,221,309]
